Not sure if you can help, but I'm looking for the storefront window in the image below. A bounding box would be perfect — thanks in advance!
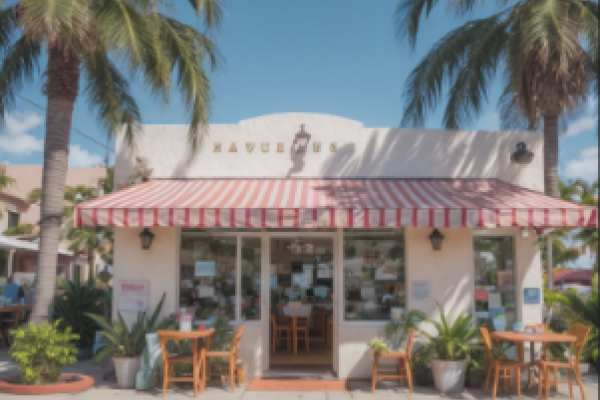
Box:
[474,236,516,331]
[241,238,261,321]
[343,230,406,321]
[179,235,237,322]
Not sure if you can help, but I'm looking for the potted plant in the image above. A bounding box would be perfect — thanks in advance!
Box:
[421,302,480,393]
[0,321,94,395]
[206,316,235,383]
[53,279,108,360]
[465,349,487,388]
[88,294,168,389]
[410,343,434,387]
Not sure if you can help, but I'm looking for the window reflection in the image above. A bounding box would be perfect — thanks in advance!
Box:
[242,238,261,321]
[179,236,237,323]
[343,230,406,321]
[474,236,516,332]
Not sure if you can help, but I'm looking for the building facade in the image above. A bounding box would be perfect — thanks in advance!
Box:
[77,113,596,379]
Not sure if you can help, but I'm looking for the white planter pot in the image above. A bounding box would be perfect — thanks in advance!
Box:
[113,357,142,389]
[431,359,467,393]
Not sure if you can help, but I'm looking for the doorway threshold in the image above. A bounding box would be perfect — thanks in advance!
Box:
[263,365,337,380]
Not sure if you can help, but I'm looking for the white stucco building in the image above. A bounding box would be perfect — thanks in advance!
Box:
[76,113,596,380]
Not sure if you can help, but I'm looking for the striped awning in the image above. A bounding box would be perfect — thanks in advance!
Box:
[75,179,597,228]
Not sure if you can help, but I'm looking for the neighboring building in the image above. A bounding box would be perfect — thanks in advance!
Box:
[76,113,596,380]
[554,269,594,288]
[0,164,106,283]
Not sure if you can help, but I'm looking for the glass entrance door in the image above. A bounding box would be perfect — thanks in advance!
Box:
[268,237,334,370]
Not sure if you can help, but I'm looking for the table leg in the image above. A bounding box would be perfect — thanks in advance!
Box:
[192,338,199,397]
[13,311,19,330]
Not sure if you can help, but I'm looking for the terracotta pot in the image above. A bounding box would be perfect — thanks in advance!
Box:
[0,374,94,395]
[113,357,141,389]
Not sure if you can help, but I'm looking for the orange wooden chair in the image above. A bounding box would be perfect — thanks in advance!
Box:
[480,327,523,400]
[538,324,591,400]
[293,306,312,355]
[371,328,415,393]
[270,314,292,353]
[205,325,245,393]
[158,330,203,397]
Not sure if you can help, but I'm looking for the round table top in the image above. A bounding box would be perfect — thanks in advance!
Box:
[491,331,576,343]
[156,328,215,339]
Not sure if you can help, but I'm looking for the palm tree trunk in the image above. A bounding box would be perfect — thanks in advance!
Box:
[31,47,80,324]
[87,247,95,282]
[543,114,559,291]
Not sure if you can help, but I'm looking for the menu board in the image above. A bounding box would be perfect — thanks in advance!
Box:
[195,261,216,277]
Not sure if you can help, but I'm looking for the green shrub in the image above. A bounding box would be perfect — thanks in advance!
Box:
[9,321,79,385]
[53,279,108,348]
[3,224,34,236]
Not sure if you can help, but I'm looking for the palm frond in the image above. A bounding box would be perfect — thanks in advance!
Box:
[186,0,224,31]
[394,0,443,50]
[83,53,141,145]
[0,35,42,122]
[400,11,509,127]
[0,5,19,54]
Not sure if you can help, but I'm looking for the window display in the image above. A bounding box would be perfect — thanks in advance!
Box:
[473,236,516,332]
[343,230,406,321]
[179,235,237,323]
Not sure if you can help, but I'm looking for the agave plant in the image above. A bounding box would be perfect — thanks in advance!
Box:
[421,302,481,361]
[87,293,174,363]
[53,279,108,348]
[559,290,598,363]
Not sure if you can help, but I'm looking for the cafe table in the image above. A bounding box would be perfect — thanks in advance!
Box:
[157,329,215,397]
[0,303,32,346]
[491,331,577,390]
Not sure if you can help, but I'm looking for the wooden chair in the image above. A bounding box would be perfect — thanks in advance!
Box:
[371,328,415,393]
[270,314,292,353]
[205,325,245,393]
[293,305,312,355]
[480,327,523,400]
[539,324,590,400]
[158,331,201,398]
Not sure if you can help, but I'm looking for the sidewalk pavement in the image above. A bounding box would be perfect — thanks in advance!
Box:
[1,349,597,399]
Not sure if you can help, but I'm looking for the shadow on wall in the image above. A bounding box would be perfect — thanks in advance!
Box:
[319,128,529,181]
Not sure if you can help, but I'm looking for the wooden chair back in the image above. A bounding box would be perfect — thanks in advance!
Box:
[405,328,415,359]
[232,325,245,360]
[296,305,312,328]
[567,324,590,363]
[479,326,493,355]
[270,314,277,330]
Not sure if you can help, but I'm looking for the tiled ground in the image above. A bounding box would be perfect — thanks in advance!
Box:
[0,348,597,399]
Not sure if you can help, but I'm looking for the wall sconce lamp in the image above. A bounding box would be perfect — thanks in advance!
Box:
[429,229,444,251]
[139,228,155,250]
[511,142,534,164]
[293,124,311,154]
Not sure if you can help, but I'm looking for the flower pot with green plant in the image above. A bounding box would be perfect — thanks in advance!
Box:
[465,348,487,388]
[87,293,171,389]
[421,302,480,393]
[492,312,506,332]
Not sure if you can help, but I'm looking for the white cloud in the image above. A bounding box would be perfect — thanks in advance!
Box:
[564,147,598,182]
[0,111,44,156]
[566,117,596,136]
[68,144,103,167]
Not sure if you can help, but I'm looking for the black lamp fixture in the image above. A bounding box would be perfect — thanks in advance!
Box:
[139,228,155,250]
[293,124,311,154]
[428,229,444,251]
[511,142,534,164]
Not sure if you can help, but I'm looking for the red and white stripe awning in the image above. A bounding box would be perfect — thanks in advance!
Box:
[76,179,597,229]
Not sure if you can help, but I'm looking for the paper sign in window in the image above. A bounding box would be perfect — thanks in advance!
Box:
[197,286,215,298]
[195,261,216,277]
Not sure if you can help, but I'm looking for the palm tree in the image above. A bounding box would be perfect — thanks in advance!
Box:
[1,0,222,323]
[395,0,597,198]
[0,166,16,219]
[559,290,598,364]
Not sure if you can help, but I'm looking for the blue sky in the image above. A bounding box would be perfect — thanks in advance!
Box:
[0,1,597,263]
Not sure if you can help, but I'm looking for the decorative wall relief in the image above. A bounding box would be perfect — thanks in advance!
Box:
[313,142,321,152]
[229,142,237,152]
[277,142,285,153]
[213,142,222,152]
[330,142,337,152]
[246,143,255,153]
[261,143,269,153]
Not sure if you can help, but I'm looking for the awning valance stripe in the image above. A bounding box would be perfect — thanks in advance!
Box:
[76,179,597,228]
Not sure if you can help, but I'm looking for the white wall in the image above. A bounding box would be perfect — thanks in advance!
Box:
[112,227,179,326]
[115,113,543,191]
